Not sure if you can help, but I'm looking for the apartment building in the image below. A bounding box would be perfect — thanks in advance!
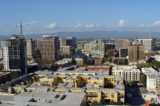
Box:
[90,40,105,58]
[128,36,144,62]
[0,68,125,105]
[83,42,91,54]
[112,66,140,81]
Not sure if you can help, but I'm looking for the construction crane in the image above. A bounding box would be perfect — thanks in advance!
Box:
[16,21,37,37]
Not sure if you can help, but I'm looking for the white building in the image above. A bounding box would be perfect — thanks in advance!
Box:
[112,65,140,81]
[137,37,156,52]
[142,68,160,92]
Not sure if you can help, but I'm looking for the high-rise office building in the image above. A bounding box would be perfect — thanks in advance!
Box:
[62,39,72,47]
[67,37,76,48]
[26,38,35,59]
[3,35,27,75]
[41,35,59,60]
[137,37,156,52]
[128,36,144,62]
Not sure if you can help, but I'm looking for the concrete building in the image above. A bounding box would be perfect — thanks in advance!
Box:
[137,37,157,52]
[2,35,27,75]
[59,39,63,48]
[90,40,105,58]
[77,43,84,50]
[41,35,59,60]
[67,37,76,48]
[112,66,140,81]
[61,46,71,55]
[62,39,72,47]
[115,39,124,50]
[128,36,144,62]
[36,39,41,50]
[0,47,3,59]
[142,68,160,92]
[105,42,115,51]
[83,42,91,54]
[123,39,131,48]
[26,38,36,59]
[115,39,131,51]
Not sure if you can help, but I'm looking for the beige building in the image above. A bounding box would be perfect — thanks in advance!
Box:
[128,36,144,62]
[0,68,125,105]
[83,42,91,53]
[26,38,35,59]
[77,43,84,50]
[61,46,71,55]
[41,35,59,60]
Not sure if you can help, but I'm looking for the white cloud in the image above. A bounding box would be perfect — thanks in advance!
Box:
[118,19,127,27]
[85,24,94,28]
[4,29,9,32]
[140,24,145,27]
[153,21,160,26]
[74,23,82,28]
[44,23,57,29]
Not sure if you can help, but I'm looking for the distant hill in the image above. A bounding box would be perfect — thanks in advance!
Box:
[0,31,160,40]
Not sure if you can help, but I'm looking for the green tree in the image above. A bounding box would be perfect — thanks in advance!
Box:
[141,74,147,87]
[0,64,4,70]
[124,58,128,65]
[71,58,77,65]
[149,103,157,106]
[109,57,112,63]
[136,63,151,70]
[131,81,138,86]
[83,55,88,65]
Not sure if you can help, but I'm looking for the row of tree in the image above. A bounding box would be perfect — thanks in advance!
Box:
[113,58,128,65]
[151,60,160,68]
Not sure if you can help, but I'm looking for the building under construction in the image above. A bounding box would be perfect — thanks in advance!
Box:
[3,35,27,75]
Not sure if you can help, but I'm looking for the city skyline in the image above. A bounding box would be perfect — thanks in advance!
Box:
[1,0,160,35]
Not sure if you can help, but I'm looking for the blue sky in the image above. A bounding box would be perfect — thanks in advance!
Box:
[1,0,160,35]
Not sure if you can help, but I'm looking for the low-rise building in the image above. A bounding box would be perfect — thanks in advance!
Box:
[112,65,140,82]
[0,67,125,105]
[142,68,160,92]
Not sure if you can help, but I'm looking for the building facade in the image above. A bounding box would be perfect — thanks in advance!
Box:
[41,35,59,60]
[112,65,140,81]
[137,37,156,52]
[119,48,128,57]
[77,43,84,50]
[90,40,105,58]
[61,46,71,55]
[3,35,27,75]
[83,42,91,53]
[128,36,144,62]
[26,38,35,59]
[67,37,76,48]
